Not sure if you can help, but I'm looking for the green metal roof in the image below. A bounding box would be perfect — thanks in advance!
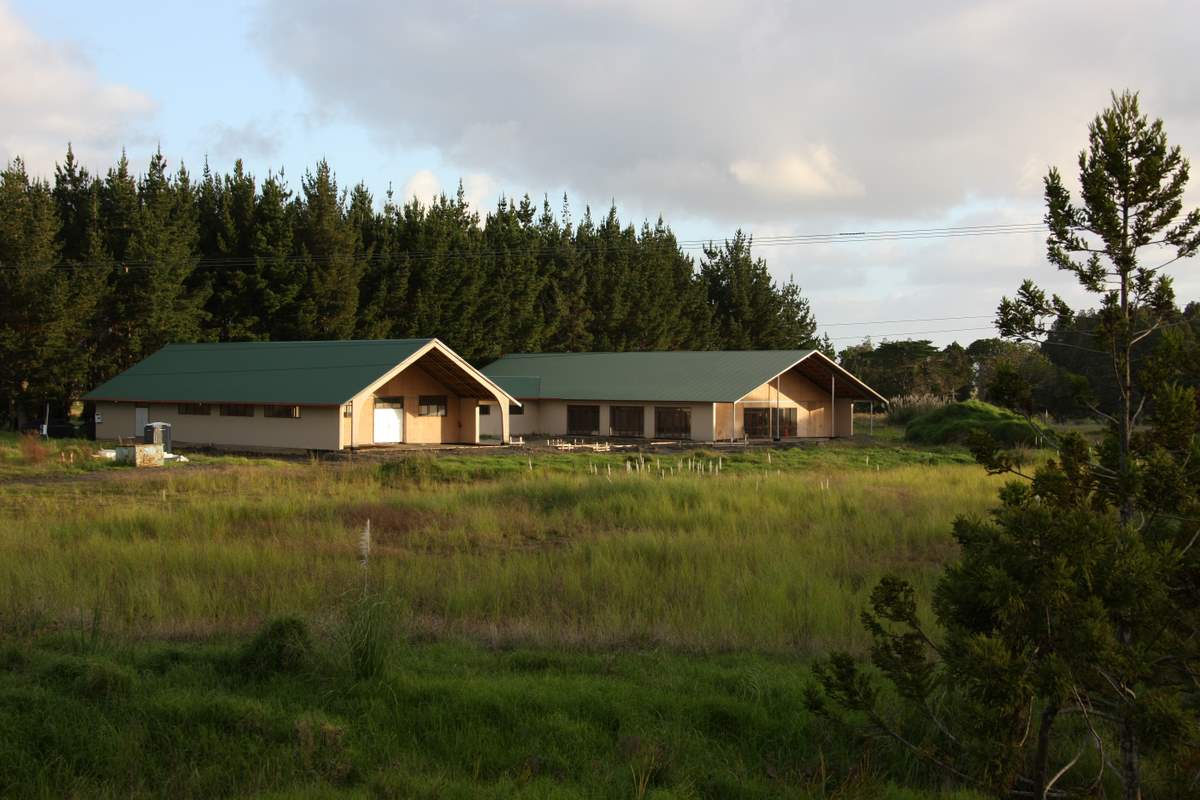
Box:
[85,339,434,405]
[483,350,826,403]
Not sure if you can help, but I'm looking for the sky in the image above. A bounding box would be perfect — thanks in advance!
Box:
[3,0,1199,348]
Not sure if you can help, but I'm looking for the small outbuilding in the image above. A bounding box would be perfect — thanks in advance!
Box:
[86,338,520,451]
[479,349,886,442]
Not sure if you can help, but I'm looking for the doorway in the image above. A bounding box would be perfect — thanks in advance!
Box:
[135,406,149,436]
[373,397,404,444]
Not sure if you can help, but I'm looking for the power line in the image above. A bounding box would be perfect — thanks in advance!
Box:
[825,326,997,342]
[0,220,1050,272]
[680,223,1047,248]
[821,314,994,327]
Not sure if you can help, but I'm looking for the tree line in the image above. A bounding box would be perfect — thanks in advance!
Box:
[838,301,1200,418]
[0,148,823,426]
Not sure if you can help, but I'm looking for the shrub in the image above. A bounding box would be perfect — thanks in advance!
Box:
[295,712,353,783]
[377,455,439,484]
[884,394,953,427]
[342,599,393,681]
[0,644,29,672]
[76,659,135,702]
[19,433,48,464]
[237,616,314,678]
[905,400,1045,446]
[39,655,135,702]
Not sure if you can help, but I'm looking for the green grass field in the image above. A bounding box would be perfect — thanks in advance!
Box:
[0,428,997,798]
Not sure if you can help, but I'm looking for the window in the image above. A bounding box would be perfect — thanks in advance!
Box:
[418,395,447,417]
[478,404,491,416]
[610,405,644,437]
[777,407,798,438]
[177,403,211,416]
[744,408,770,438]
[509,403,524,416]
[654,406,691,439]
[567,405,600,436]
[264,405,301,419]
[375,396,404,409]
[343,404,353,418]
[743,407,798,439]
[220,404,254,417]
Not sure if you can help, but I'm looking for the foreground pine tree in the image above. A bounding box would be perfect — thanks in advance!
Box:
[810,92,1200,799]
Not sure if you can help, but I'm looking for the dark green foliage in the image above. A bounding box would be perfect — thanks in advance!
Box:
[904,401,1044,446]
[342,598,393,681]
[238,616,315,678]
[0,636,975,799]
[815,92,1200,800]
[701,230,819,350]
[38,654,135,703]
[838,339,973,401]
[1,150,822,428]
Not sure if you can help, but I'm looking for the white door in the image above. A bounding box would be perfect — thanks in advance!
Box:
[373,405,403,444]
[135,406,149,436]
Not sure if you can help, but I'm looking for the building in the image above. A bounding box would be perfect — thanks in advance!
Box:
[86,339,519,451]
[478,349,886,442]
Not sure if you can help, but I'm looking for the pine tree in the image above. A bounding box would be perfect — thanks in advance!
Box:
[538,195,592,352]
[0,159,69,428]
[254,170,300,340]
[52,146,111,409]
[286,161,362,340]
[996,89,1200,800]
[701,231,819,350]
[813,91,1200,800]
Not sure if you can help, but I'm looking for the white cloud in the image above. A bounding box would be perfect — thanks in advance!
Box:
[729,147,863,198]
[400,169,442,204]
[0,1,155,177]
[461,173,499,213]
[255,0,1200,226]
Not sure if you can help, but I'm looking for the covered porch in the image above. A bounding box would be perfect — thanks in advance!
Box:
[342,342,518,448]
[715,352,886,441]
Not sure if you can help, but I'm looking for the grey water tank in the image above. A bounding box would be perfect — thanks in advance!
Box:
[144,422,172,453]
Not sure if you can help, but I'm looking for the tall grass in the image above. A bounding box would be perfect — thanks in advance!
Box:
[885,394,955,426]
[0,454,998,654]
[0,634,989,799]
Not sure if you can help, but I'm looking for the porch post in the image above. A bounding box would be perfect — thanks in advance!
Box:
[775,374,781,440]
[830,374,836,438]
[500,401,511,445]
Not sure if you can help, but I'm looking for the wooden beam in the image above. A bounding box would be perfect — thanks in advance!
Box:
[830,374,836,437]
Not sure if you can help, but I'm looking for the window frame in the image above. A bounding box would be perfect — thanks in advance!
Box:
[566,404,601,436]
[654,406,691,439]
[609,405,644,437]
[177,403,211,416]
[263,404,301,419]
[743,406,798,439]
[418,395,448,417]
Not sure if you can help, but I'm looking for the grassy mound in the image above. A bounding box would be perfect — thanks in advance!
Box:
[905,400,1043,446]
[238,617,315,677]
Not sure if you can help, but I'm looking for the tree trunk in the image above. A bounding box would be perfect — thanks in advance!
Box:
[1033,703,1059,799]
[1116,187,1140,800]
[1120,713,1141,800]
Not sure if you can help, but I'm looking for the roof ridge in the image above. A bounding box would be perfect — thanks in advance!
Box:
[164,338,434,349]
[496,349,815,358]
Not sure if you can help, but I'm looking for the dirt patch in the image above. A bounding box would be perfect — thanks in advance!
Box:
[337,503,452,547]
